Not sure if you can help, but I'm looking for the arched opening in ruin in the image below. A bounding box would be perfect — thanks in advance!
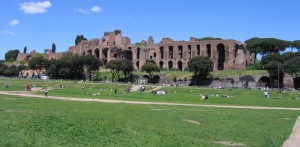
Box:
[197,44,200,56]
[153,52,156,58]
[87,50,92,55]
[188,45,192,59]
[169,46,173,59]
[239,75,255,81]
[206,44,211,58]
[102,58,108,65]
[137,48,140,59]
[160,46,164,59]
[113,53,118,58]
[94,48,100,58]
[168,61,173,70]
[178,45,183,59]
[217,43,225,70]
[136,61,140,70]
[294,77,300,89]
[122,50,133,60]
[239,75,255,89]
[258,76,271,88]
[102,48,108,58]
[178,61,183,71]
[159,61,164,69]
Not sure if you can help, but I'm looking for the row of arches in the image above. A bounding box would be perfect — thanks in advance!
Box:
[136,61,184,71]
[81,43,226,71]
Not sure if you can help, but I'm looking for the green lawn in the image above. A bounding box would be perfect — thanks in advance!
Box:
[97,69,269,81]
[1,78,300,108]
[1,94,299,146]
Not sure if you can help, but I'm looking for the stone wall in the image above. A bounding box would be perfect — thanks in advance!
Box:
[68,30,250,71]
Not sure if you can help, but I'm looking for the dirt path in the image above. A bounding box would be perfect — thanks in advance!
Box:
[130,85,143,91]
[0,91,299,146]
[1,91,300,111]
[282,115,300,147]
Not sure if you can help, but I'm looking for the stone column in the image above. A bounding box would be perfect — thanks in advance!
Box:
[201,43,207,56]
[211,43,218,70]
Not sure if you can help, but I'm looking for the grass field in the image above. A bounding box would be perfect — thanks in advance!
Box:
[97,69,269,81]
[1,78,299,108]
[1,94,299,146]
[1,78,300,146]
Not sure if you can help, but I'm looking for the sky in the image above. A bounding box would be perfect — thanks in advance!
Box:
[1,0,300,60]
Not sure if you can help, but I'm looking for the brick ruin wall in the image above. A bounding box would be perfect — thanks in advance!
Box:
[16,30,250,71]
[68,30,250,71]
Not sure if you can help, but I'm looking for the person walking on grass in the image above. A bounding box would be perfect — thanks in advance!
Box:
[45,88,48,98]
[264,90,269,99]
[114,89,117,96]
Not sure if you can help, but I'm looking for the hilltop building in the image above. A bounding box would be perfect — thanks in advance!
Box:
[68,30,250,71]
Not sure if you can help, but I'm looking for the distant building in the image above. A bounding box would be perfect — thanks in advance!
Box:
[68,30,250,71]
[17,30,250,71]
[17,49,65,61]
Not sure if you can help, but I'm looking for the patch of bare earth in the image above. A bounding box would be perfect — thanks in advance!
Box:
[183,119,201,125]
[282,115,300,147]
[212,141,247,147]
[151,109,166,111]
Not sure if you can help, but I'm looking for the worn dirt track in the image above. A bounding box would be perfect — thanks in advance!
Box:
[0,91,299,146]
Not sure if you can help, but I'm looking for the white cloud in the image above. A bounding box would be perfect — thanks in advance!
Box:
[76,8,90,14]
[3,31,15,35]
[9,19,20,26]
[19,1,52,14]
[91,6,101,13]
[76,5,102,14]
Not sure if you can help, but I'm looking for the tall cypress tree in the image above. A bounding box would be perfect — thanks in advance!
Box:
[23,46,27,53]
[52,43,56,53]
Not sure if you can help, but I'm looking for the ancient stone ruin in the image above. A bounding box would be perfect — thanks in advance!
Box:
[68,30,250,71]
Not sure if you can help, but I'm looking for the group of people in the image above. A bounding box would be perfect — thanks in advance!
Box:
[151,90,167,95]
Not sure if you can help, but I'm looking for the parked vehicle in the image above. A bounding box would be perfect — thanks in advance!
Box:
[40,75,49,80]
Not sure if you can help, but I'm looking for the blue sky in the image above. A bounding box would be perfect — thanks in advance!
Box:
[1,0,299,60]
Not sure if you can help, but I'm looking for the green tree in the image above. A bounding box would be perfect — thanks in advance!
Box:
[290,40,300,52]
[0,60,8,76]
[28,54,47,75]
[187,56,213,85]
[57,52,73,79]
[265,61,284,88]
[281,52,299,62]
[45,59,59,79]
[46,64,57,79]
[23,46,27,53]
[5,49,20,62]
[58,68,70,79]
[105,59,124,82]
[283,56,300,88]
[52,43,56,53]
[122,59,134,82]
[4,65,19,77]
[245,38,289,63]
[141,59,160,83]
[261,53,281,67]
[69,54,85,80]
[84,54,102,81]
[197,37,223,41]
[75,35,87,45]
